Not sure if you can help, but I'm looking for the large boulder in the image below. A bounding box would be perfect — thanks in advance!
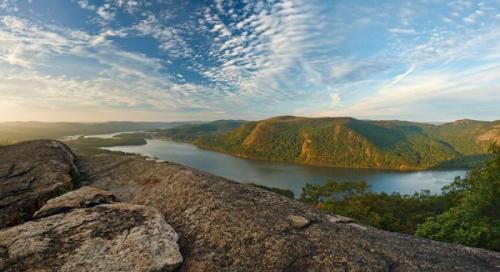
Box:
[34,186,117,218]
[78,154,500,272]
[0,140,78,228]
[0,186,183,272]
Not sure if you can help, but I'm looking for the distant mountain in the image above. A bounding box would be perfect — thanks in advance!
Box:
[150,120,247,142]
[425,119,500,155]
[157,116,500,170]
[3,117,498,170]
[0,121,197,144]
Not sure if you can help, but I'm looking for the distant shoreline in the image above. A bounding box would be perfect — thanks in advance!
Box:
[127,136,473,172]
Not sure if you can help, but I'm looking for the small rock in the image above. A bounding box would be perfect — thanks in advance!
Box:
[288,215,310,228]
[325,214,353,224]
[34,186,117,218]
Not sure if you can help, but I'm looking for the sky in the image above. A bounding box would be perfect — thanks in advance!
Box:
[0,0,499,122]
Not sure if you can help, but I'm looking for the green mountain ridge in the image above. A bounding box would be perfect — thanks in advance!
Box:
[149,120,246,142]
[154,116,500,170]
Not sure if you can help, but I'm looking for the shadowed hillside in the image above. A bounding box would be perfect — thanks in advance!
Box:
[149,120,246,142]
[154,116,500,170]
[3,140,499,271]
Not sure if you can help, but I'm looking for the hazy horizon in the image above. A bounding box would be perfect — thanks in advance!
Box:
[0,0,499,122]
[0,115,498,124]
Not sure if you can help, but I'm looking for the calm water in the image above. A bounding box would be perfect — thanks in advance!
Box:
[84,131,143,139]
[103,139,467,198]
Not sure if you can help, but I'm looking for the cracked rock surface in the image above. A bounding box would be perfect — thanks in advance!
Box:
[2,140,500,271]
[78,153,500,272]
[0,140,78,228]
[34,186,117,218]
[0,187,183,272]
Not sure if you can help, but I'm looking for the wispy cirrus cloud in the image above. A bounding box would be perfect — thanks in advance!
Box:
[0,15,224,121]
[0,0,498,121]
[308,24,500,121]
[133,14,192,58]
[199,0,336,100]
[388,28,417,34]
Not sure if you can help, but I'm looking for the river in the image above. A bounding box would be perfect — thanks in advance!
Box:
[101,139,467,198]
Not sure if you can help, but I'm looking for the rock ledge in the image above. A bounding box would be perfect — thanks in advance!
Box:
[0,186,183,272]
[2,140,500,272]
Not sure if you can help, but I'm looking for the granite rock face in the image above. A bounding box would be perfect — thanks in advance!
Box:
[1,140,500,271]
[34,186,117,218]
[0,187,183,272]
[78,153,500,272]
[0,140,78,228]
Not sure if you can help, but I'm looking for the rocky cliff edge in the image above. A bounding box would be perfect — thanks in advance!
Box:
[1,140,499,271]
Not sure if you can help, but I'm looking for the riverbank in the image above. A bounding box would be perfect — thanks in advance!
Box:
[63,133,149,156]
[102,139,466,196]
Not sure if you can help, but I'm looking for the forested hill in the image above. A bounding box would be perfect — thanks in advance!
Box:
[149,120,246,142]
[155,116,500,170]
[0,121,194,145]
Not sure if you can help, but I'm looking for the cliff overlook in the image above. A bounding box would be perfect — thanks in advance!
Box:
[1,140,499,271]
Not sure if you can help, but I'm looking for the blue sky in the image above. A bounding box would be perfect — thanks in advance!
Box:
[0,0,499,122]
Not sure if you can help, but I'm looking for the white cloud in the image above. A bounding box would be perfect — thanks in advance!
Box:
[96,5,115,21]
[329,92,342,108]
[3,45,32,68]
[329,60,388,83]
[0,0,17,12]
[330,61,358,80]
[199,0,336,102]
[0,16,70,68]
[77,0,95,11]
[133,14,191,58]
[463,15,475,24]
[398,3,414,26]
[442,17,454,24]
[0,15,230,121]
[0,0,499,121]
[90,29,127,46]
[388,28,417,34]
[314,44,500,121]
[380,64,415,92]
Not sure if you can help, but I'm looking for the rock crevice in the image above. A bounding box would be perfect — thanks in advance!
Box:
[0,141,77,228]
[1,140,500,272]
[0,186,183,272]
[77,152,500,271]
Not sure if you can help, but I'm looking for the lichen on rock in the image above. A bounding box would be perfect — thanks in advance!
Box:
[0,140,78,228]
[34,186,117,218]
[1,140,500,272]
[0,187,183,272]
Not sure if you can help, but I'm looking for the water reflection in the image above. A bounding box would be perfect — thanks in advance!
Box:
[104,139,467,197]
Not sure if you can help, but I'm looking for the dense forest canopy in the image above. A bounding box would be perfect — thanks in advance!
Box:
[298,144,500,251]
[153,116,500,170]
[2,116,499,170]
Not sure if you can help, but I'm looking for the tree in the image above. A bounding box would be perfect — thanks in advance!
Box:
[416,144,500,251]
[299,180,369,205]
[299,180,450,234]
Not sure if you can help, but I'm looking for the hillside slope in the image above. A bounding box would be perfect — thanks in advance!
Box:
[150,120,246,142]
[2,140,500,271]
[424,119,500,155]
[173,116,500,169]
